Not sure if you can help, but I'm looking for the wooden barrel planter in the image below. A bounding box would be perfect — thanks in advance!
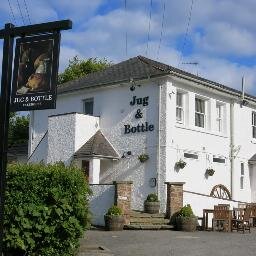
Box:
[144,201,160,214]
[104,215,125,231]
[176,216,197,232]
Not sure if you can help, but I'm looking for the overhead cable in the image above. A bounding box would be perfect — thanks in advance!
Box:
[23,0,32,24]
[145,0,153,56]
[156,0,166,59]
[7,0,17,24]
[16,0,26,25]
[178,0,195,67]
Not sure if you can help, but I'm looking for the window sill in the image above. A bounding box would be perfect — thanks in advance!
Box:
[175,124,228,138]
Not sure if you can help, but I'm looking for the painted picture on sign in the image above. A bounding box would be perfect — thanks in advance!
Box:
[11,33,60,111]
[16,39,53,94]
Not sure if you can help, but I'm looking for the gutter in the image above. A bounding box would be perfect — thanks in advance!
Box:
[230,101,235,198]
[157,82,162,197]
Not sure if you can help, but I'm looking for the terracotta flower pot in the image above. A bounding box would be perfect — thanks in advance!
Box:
[144,201,160,214]
[104,215,125,231]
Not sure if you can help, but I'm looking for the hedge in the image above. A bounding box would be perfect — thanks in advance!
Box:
[3,163,91,256]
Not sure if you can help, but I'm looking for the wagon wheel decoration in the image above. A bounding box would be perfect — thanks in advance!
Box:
[210,184,231,199]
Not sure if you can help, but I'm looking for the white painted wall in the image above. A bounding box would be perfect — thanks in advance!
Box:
[89,184,115,226]
[30,73,256,213]
[31,80,160,210]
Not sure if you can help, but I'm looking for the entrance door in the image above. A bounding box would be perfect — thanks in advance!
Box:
[82,160,90,180]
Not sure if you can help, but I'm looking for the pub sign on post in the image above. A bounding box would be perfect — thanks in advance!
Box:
[11,33,60,111]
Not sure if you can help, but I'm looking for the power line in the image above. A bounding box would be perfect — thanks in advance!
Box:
[156,0,166,59]
[16,0,26,25]
[178,0,195,67]
[7,0,17,25]
[145,0,153,56]
[23,0,32,24]
[124,0,127,57]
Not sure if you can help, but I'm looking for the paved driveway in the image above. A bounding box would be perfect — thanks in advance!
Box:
[79,229,256,256]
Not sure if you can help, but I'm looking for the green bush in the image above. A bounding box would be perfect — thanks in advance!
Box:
[106,206,123,216]
[4,163,91,256]
[178,204,194,218]
[145,193,159,202]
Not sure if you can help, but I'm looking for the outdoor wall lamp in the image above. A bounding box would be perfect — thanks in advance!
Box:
[121,151,132,158]
[129,78,141,91]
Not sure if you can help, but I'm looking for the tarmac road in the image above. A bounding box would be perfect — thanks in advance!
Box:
[79,229,256,256]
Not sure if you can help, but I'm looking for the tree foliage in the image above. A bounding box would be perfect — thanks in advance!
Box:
[58,56,111,84]
[8,114,29,146]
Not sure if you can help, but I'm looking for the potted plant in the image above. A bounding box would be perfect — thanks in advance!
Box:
[175,204,197,232]
[138,154,149,163]
[175,159,187,169]
[206,168,215,176]
[104,205,125,231]
[144,193,160,214]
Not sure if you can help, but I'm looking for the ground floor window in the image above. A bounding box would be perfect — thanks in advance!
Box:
[82,160,89,180]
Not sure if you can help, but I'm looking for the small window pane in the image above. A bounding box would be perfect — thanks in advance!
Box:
[241,163,244,175]
[195,113,204,127]
[83,98,94,116]
[176,108,183,122]
[213,157,225,163]
[195,98,205,113]
[240,177,244,189]
[184,153,198,159]
[176,93,182,106]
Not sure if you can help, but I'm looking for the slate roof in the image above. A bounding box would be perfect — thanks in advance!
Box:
[58,55,256,102]
[248,154,256,164]
[73,130,119,159]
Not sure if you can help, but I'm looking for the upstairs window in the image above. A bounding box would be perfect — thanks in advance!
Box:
[240,163,244,189]
[252,112,256,138]
[83,98,94,116]
[216,104,223,132]
[195,98,205,128]
[176,92,184,123]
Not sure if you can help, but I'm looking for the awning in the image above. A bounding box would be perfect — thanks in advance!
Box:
[73,130,120,160]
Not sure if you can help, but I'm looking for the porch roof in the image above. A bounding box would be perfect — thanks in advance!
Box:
[248,154,256,164]
[73,130,120,159]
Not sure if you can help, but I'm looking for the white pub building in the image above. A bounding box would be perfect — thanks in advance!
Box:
[28,56,256,213]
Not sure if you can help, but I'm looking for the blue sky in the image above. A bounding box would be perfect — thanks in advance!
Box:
[1,0,256,94]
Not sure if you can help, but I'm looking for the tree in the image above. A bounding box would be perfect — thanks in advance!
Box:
[8,114,29,146]
[58,56,112,84]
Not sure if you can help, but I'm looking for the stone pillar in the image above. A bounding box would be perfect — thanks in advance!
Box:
[165,182,185,219]
[113,181,133,225]
[89,158,100,184]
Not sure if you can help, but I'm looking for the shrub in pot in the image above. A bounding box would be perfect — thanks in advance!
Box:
[175,204,197,232]
[104,205,125,231]
[144,193,160,214]
[175,159,187,170]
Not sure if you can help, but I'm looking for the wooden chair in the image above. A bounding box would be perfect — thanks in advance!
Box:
[232,207,251,233]
[212,205,230,232]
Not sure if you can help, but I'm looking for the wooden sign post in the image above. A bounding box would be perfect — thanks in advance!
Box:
[0,19,72,254]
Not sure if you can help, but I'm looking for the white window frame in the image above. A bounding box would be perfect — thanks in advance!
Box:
[195,97,206,128]
[240,162,244,190]
[176,92,184,124]
[252,112,256,139]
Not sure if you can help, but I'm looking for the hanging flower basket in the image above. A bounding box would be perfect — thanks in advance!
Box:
[206,168,215,176]
[175,159,187,169]
[138,154,149,163]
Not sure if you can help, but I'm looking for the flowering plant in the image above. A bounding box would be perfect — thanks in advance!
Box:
[175,159,187,169]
